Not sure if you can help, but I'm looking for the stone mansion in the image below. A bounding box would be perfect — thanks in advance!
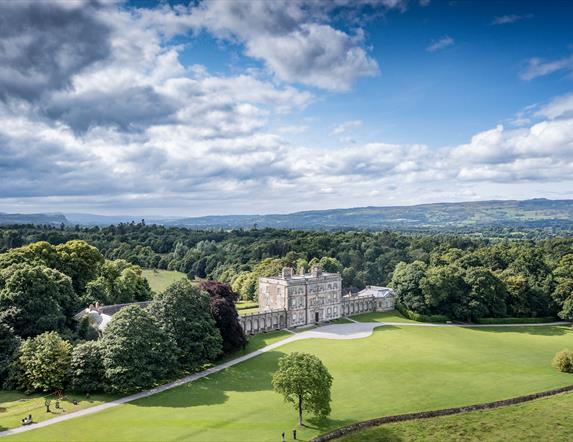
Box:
[239,265,395,335]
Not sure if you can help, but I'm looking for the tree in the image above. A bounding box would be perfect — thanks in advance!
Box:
[318,257,343,274]
[420,265,466,318]
[12,331,72,393]
[390,261,428,312]
[553,254,573,320]
[148,280,222,369]
[83,260,152,305]
[70,341,104,393]
[100,305,178,394]
[200,281,247,353]
[0,321,19,385]
[462,267,508,321]
[0,264,75,337]
[55,240,104,293]
[272,352,333,426]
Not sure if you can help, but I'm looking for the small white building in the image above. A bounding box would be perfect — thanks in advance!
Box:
[355,286,396,311]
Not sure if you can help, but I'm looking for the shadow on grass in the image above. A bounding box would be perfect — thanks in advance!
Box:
[134,350,286,408]
[469,325,572,336]
[306,416,355,432]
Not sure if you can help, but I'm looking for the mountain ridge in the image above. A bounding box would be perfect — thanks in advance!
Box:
[1,198,572,230]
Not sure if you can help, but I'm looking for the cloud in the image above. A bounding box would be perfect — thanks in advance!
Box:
[534,93,573,120]
[491,14,533,25]
[0,1,112,102]
[1,2,573,215]
[331,120,363,135]
[186,1,380,90]
[520,53,573,80]
[426,36,454,52]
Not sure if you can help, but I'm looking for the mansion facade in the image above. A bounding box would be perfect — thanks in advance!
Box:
[239,265,396,335]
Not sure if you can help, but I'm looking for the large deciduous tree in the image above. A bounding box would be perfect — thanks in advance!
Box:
[420,265,466,318]
[272,352,333,426]
[54,240,104,294]
[200,281,247,353]
[84,259,152,305]
[148,280,222,369]
[100,305,178,394]
[390,261,428,312]
[11,331,72,393]
[462,267,508,321]
[70,341,104,393]
[0,264,75,337]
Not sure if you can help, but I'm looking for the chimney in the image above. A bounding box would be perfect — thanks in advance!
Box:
[282,267,293,279]
[311,265,322,277]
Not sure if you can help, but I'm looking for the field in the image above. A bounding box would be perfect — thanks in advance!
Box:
[141,269,187,293]
[340,391,573,441]
[8,313,573,441]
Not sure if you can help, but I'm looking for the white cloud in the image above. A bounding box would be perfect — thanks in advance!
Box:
[2,2,573,215]
[426,36,454,52]
[535,93,573,119]
[520,54,573,81]
[491,14,533,25]
[331,120,363,135]
[185,1,380,90]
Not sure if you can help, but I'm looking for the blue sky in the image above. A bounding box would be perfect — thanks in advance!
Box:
[1,0,573,215]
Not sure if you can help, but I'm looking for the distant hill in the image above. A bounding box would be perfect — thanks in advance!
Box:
[2,199,572,230]
[164,199,573,230]
[0,212,69,226]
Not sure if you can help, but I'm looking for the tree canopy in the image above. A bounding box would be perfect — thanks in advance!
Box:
[100,305,178,394]
[200,281,247,353]
[148,279,222,369]
[11,331,72,393]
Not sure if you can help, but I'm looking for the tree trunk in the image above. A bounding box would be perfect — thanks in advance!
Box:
[298,394,303,426]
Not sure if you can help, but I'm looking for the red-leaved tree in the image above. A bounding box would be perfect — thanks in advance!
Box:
[200,281,247,353]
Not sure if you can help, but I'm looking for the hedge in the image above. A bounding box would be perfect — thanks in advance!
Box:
[475,317,559,324]
[235,302,259,311]
[395,303,449,323]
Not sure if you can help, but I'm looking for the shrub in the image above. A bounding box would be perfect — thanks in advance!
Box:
[552,350,573,373]
[70,341,104,393]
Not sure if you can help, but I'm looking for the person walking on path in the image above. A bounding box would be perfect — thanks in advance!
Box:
[293,428,297,439]
[281,431,285,442]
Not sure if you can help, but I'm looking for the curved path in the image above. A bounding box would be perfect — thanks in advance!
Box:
[0,319,569,438]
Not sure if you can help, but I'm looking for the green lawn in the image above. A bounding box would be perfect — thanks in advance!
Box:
[141,269,187,293]
[0,391,113,432]
[339,391,573,441]
[351,310,416,323]
[8,324,573,441]
[219,329,292,363]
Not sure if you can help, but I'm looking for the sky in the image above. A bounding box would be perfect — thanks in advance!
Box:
[1,0,573,216]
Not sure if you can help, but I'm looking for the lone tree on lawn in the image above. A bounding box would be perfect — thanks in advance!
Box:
[272,352,333,426]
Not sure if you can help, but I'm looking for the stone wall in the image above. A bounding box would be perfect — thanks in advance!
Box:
[239,309,287,335]
[311,384,573,442]
[340,296,376,316]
